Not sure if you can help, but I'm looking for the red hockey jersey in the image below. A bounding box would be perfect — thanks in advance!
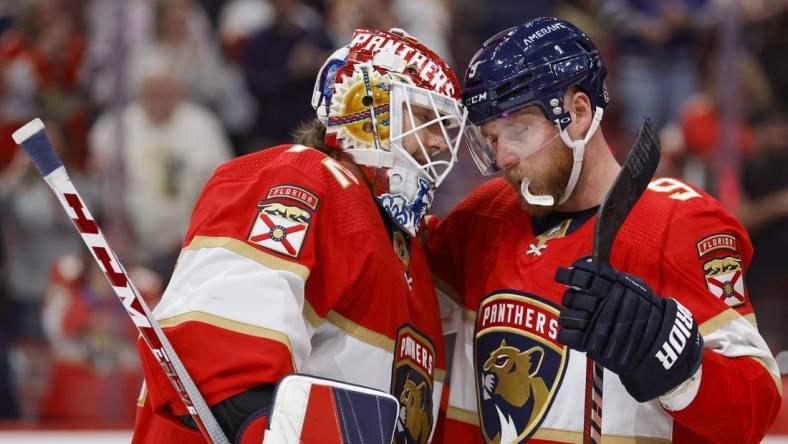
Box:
[133,145,446,443]
[426,177,781,444]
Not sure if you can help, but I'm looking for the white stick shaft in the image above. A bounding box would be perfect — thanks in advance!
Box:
[14,120,229,444]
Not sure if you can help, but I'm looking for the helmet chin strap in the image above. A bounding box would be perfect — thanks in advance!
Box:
[520,106,604,207]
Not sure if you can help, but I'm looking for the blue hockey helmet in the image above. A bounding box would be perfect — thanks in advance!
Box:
[462,16,608,128]
[462,17,610,207]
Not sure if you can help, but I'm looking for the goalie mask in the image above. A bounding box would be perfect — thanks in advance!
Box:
[312,28,467,236]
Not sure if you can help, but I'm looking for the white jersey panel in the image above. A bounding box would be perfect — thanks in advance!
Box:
[300,320,394,392]
[702,314,779,377]
[448,318,479,414]
[153,246,311,368]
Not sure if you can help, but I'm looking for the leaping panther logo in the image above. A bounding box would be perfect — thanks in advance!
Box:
[392,325,436,444]
[474,292,569,444]
[482,341,548,444]
[397,376,431,444]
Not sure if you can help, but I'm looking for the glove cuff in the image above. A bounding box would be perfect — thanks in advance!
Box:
[658,363,703,411]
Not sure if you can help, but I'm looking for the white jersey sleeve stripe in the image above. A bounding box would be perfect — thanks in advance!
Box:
[154,245,311,370]
[700,310,781,390]
[186,235,310,280]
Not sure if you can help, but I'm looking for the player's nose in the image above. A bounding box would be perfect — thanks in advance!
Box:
[424,126,448,156]
[495,139,519,170]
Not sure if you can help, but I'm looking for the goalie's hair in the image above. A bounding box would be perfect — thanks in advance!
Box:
[292,118,332,154]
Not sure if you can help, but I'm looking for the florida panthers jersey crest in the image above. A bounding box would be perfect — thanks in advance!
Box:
[474,291,568,443]
[392,325,436,444]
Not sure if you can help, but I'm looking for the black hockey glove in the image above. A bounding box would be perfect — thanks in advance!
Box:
[554,257,704,402]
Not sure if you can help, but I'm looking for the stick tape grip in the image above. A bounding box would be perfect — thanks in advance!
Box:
[12,118,63,177]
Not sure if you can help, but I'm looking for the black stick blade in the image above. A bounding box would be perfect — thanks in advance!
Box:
[593,118,661,264]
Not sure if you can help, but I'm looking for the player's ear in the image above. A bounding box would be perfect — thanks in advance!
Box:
[565,88,592,139]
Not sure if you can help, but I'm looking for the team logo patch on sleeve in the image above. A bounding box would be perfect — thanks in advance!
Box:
[703,256,746,307]
[266,185,319,210]
[248,201,313,258]
[696,233,737,258]
[474,291,568,444]
[391,325,435,444]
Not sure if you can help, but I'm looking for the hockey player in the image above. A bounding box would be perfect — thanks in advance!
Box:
[132,28,468,443]
[426,17,782,443]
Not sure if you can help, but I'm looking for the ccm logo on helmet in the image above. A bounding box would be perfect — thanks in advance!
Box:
[465,92,487,105]
[655,301,695,370]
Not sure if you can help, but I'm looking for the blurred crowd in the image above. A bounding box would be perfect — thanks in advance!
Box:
[0,0,785,427]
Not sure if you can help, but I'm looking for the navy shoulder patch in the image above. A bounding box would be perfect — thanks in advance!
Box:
[392,325,435,444]
[474,291,568,443]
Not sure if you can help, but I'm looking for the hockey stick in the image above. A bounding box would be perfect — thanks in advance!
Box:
[583,118,661,444]
[12,119,229,444]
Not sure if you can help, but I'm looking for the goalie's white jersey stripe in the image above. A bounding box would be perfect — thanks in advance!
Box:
[301,318,394,391]
[154,244,445,414]
[153,246,312,369]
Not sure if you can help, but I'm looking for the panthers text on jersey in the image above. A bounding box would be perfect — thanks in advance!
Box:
[133,145,447,443]
[426,177,781,444]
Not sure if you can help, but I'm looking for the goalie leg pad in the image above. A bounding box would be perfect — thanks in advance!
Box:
[263,374,399,444]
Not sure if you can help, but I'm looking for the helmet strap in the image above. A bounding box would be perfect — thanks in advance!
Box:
[519,106,603,207]
[555,106,604,205]
[344,148,396,169]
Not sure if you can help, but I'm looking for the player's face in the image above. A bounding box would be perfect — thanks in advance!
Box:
[400,103,453,165]
[480,106,572,215]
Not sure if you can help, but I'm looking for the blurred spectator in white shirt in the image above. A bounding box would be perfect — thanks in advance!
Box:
[89,52,232,279]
